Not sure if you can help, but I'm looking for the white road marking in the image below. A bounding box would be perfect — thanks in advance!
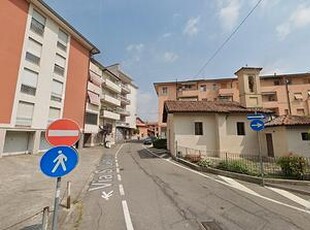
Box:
[142,146,310,215]
[115,144,124,158]
[266,186,310,209]
[119,184,125,196]
[117,174,122,181]
[122,200,134,230]
[116,162,119,168]
[218,176,260,196]
[48,130,79,137]
[101,190,113,200]
[116,168,120,173]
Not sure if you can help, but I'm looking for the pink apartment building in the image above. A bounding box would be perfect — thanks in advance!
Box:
[0,0,100,156]
[154,68,310,136]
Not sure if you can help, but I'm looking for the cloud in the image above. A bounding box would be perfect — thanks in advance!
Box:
[161,33,172,38]
[276,4,310,40]
[126,43,144,53]
[163,52,179,63]
[183,16,200,37]
[125,43,144,62]
[217,0,241,31]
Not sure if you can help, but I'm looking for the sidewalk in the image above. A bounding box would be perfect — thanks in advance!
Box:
[0,146,105,230]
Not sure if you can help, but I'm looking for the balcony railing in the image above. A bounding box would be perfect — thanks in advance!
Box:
[101,94,121,106]
[116,108,130,116]
[121,83,131,93]
[16,117,32,126]
[100,110,120,120]
[120,96,130,105]
[116,121,130,128]
[103,78,121,93]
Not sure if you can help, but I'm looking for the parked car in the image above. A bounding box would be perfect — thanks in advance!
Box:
[143,136,156,145]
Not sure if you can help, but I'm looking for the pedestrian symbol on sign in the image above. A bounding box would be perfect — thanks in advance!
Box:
[52,150,68,173]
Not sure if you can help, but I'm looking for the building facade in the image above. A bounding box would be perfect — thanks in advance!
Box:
[154,68,310,136]
[0,0,99,156]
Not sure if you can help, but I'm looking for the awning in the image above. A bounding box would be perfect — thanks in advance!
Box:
[294,94,303,100]
[89,71,103,87]
[88,91,100,106]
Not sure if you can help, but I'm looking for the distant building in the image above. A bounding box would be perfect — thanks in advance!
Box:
[0,0,99,156]
[154,67,310,137]
[136,117,160,139]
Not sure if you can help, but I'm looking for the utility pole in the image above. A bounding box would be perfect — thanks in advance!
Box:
[284,77,292,115]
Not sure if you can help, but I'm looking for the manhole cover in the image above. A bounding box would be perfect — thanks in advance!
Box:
[201,221,222,230]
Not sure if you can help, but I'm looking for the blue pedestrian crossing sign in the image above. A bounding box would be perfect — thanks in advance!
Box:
[250,119,265,132]
[40,146,78,177]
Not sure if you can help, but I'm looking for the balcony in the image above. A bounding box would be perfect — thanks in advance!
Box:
[103,78,121,93]
[116,108,130,116]
[218,88,235,96]
[177,89,199,98]
[116,121,130,128]
[100,110,120,120]
[101,94,121,106]
[120,96,130,105]
[121,83,131,94]
[88,82,101,95]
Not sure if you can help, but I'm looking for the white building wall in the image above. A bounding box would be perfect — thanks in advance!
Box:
[262,126,287,157]
[126,84,137,129]
[286,126,310,157]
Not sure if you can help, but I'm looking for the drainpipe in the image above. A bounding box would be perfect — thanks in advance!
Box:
[284,77,292,115]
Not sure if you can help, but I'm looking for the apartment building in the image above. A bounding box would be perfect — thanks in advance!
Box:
[0,0,99,156]
[107,64,138,142]
[154,68,310,136]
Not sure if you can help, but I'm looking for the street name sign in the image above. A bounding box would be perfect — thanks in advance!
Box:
[46,119,80,146]
[247,113,265,120]
[250,119,265,132]
[40,146,79,177]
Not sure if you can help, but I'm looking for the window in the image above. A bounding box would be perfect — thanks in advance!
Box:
[274,80,280,86]
[51,80,63,102]
[30,10,46,35]
[294,93,303,101]
[20,68,38,96]
[48,107,61,122]
[212,84,217,90]
[16,101,34,126]
[301,133,310,141]
[86,112,98,125]
[57,29,68,51]
[248,76,255,92]
[236,122,245,136]
[219,96,233,102]
[54,54,66,76]
[26,38,42,65]
[200,85,206,91]
[194,122,203,135]
[297,109,305,115]
[162,87,167,95]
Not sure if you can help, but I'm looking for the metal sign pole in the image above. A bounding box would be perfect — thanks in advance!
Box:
[257,132,264,186]
[52,177,62,230]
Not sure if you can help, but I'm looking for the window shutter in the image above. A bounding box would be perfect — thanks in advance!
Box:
[58,30,68,44]
[55,54,66,67]
[33,10,46,25]
[49,107,61,120]
[28,38,42,57]
[17,101,34,119]
[52,80,63,96]
[22,69,38,87]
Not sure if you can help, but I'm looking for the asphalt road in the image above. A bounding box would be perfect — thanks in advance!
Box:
[65,142,310,230]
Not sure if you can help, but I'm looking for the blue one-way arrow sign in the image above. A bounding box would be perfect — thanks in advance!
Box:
[247,113,265,120]
[40,146,78,177]
[250,119,265,131]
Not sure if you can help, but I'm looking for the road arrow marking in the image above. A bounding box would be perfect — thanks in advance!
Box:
[101,190,113,200]
[52,151,67,173]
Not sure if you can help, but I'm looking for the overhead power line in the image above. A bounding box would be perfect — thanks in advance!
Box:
[195,0,264,77]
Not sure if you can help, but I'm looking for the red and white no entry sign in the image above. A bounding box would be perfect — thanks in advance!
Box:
[46,119,80,146]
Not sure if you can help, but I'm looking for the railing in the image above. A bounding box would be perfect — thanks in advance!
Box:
[25,52,40,65]
[104,78,121,93]
[16,117,32,126]
[121,84,131,93]
[116,108,130,116]
[119,96,130,104]
[101,94,121,106]
[21,84,36,96]
[30,19,45,36]
[177,145,310,180]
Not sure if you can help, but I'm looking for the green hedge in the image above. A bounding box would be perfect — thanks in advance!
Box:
[216,160,252,175]
[153,138,167,149]
[277,156,306,179]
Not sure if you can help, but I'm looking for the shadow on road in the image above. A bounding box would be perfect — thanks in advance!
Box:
[137,149,157,159]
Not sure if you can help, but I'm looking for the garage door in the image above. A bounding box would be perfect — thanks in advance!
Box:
[39,132,52,151]
[3,131,31,154]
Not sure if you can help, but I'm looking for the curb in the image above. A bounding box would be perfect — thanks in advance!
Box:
[173,157,310,196]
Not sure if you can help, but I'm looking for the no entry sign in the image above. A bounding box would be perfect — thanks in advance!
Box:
[46,119,80,146]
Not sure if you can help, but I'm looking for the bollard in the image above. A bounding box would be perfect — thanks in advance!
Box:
[42,206,49,230]
[67,181,71,209]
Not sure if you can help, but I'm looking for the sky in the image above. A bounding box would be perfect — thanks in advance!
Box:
[45,0,310,121]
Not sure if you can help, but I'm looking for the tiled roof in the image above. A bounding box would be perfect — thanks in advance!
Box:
[164,100,271,114]
[265,115,310,127]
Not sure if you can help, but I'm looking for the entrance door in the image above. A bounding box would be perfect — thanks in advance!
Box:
[265,133,274,157]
